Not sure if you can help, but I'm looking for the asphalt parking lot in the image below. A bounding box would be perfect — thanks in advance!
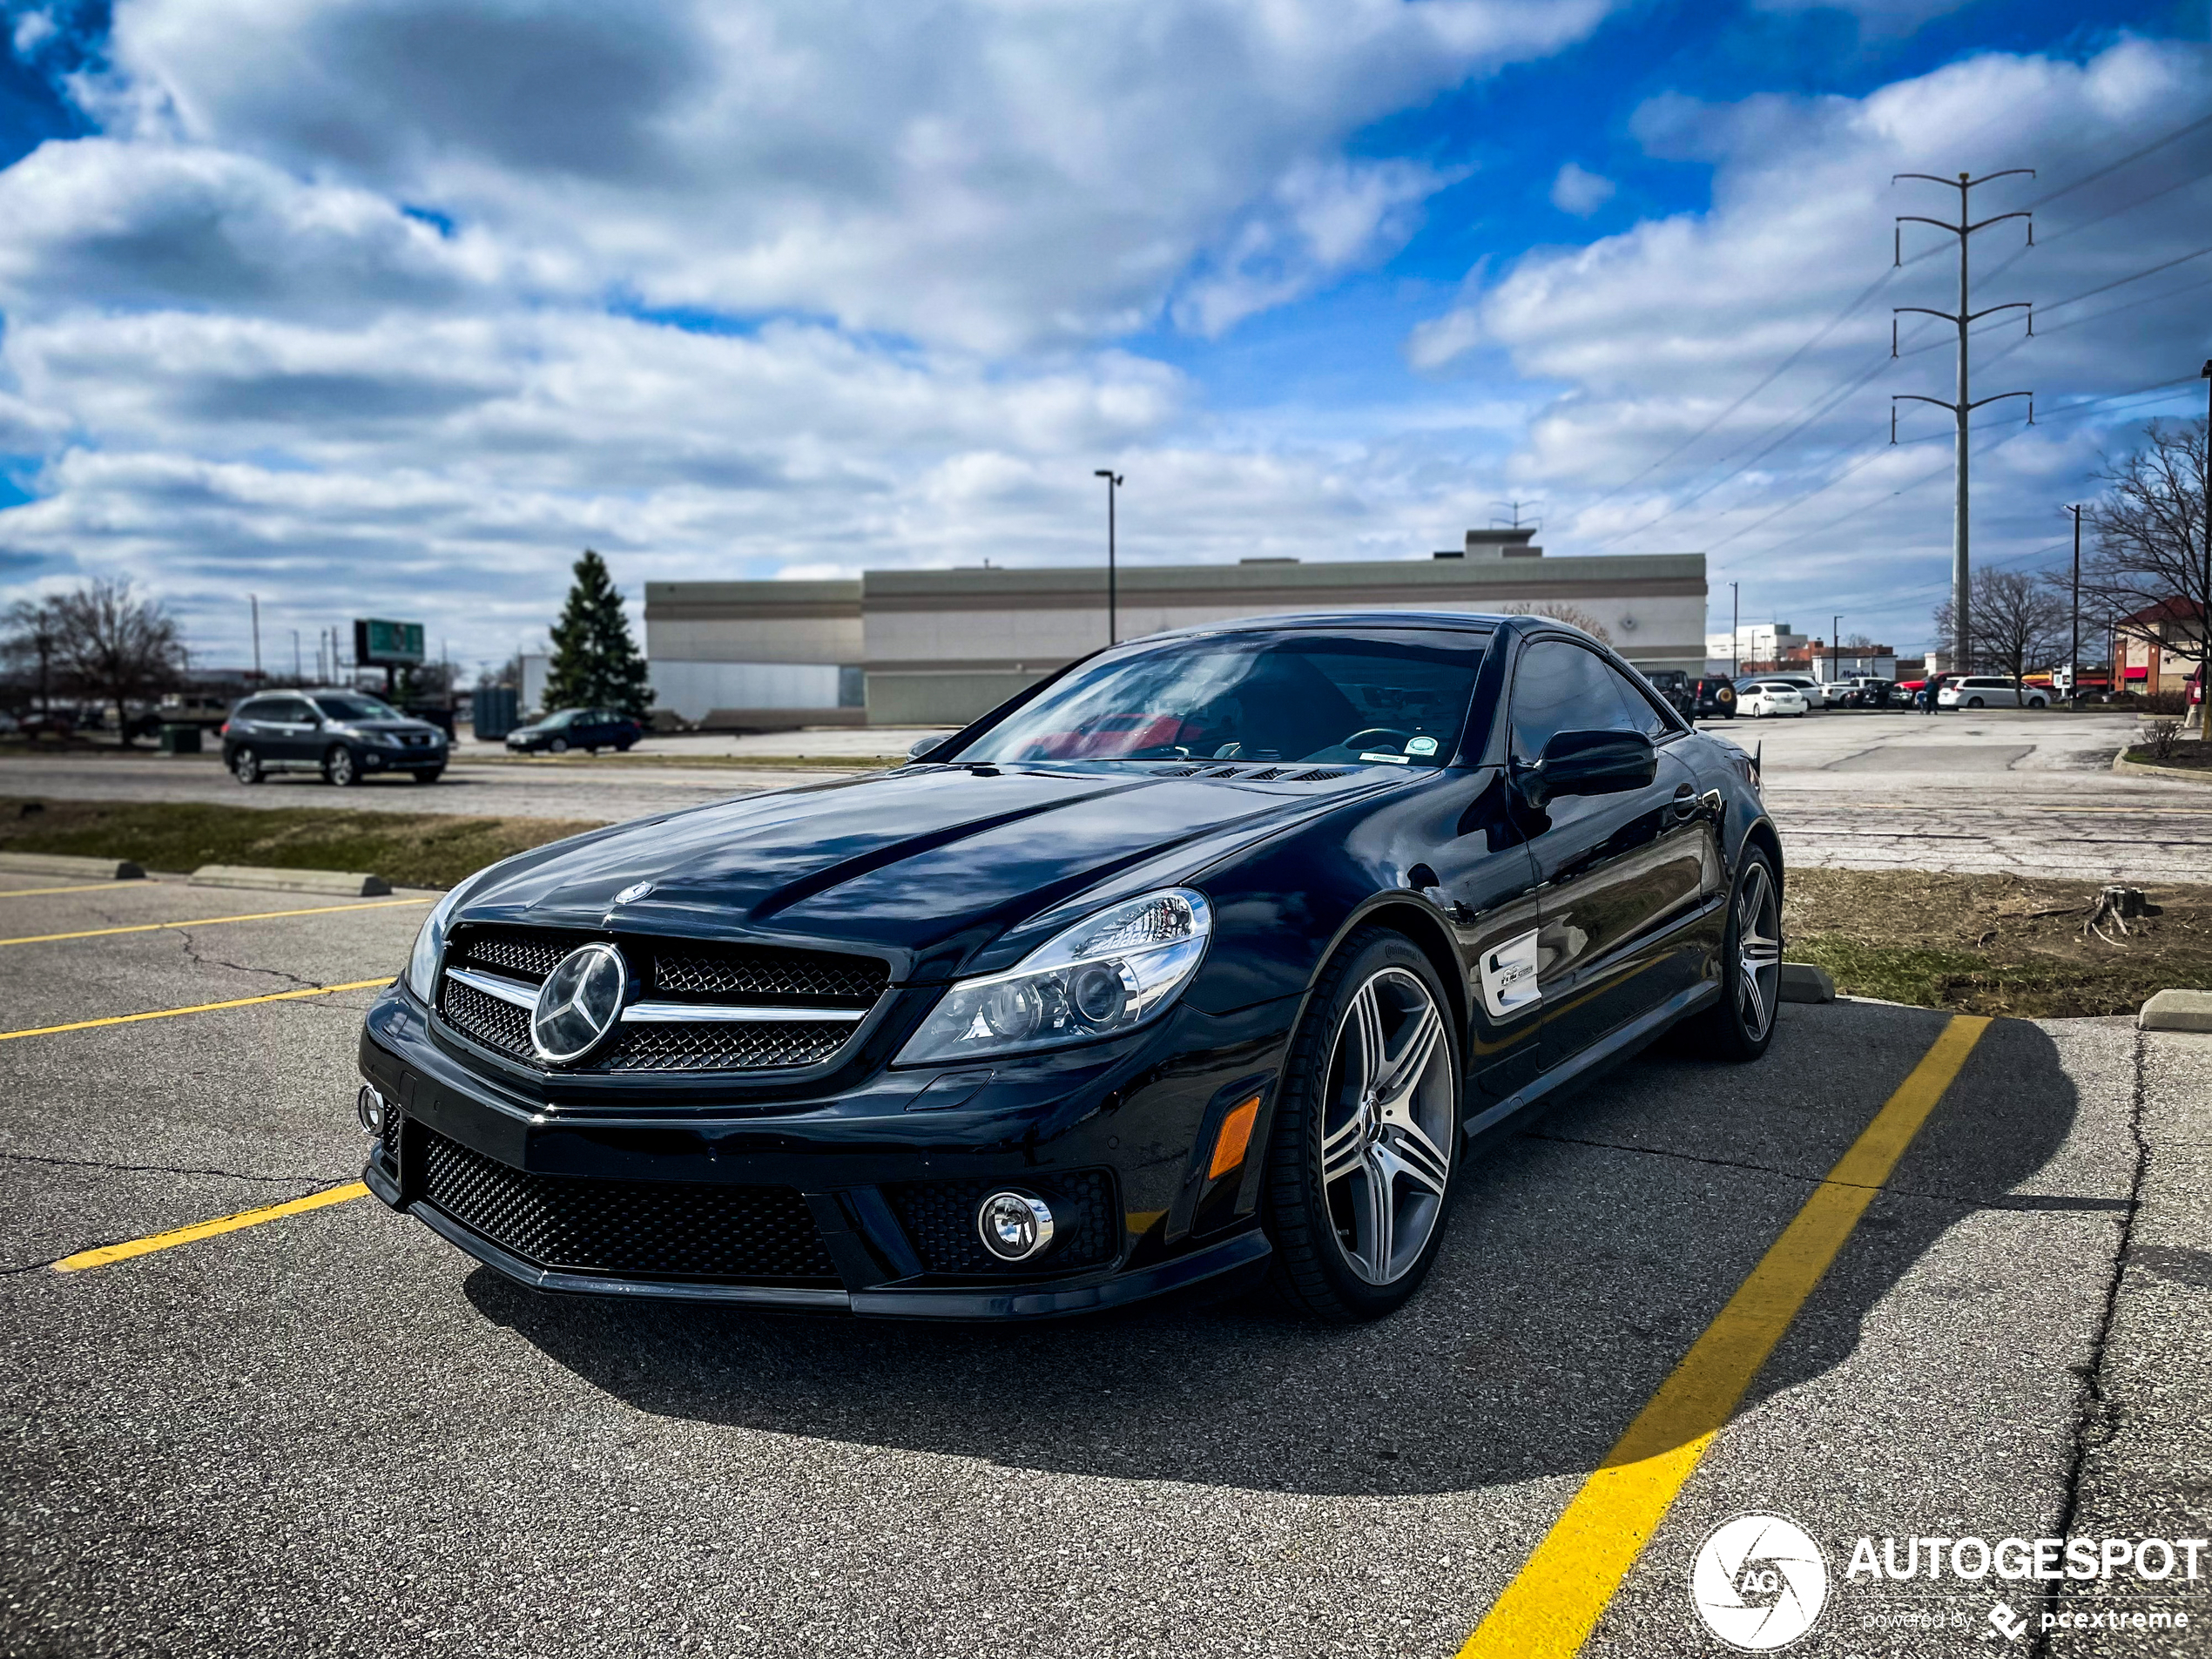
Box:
[3,875,2207,1657]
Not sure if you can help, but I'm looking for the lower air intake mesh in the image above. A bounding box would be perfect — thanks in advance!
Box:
[419,1126,838,1284]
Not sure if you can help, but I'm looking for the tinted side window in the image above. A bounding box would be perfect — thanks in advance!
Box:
[265,698,311,723]
[233,699,274,722]
[1510,640,1639,763]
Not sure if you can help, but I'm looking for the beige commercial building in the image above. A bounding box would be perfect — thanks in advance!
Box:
[644,529,1707,729]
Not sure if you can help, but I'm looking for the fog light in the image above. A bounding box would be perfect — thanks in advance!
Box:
[355,1084,385,1136]
[976,1190,1055,1262]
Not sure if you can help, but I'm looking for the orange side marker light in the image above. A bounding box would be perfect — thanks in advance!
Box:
[1208,1095,1262,1181]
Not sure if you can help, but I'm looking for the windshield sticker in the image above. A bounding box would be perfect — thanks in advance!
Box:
[1359,752,1411,765]
[1407,736,1438,755]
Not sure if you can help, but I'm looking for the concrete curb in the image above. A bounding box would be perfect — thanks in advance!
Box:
[188,864,392,897]
[1779,962,1836,1003]
[0,851,145,880]
[2139,989,2212,1032]
[2111,753,2212,785]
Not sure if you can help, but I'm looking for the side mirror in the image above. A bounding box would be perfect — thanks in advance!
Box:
[907,736,944,762]
[1515,729,1657,808]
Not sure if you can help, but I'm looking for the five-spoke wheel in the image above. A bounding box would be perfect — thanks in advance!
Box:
[1263,927,1460,1321]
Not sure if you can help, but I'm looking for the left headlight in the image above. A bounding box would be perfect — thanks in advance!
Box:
[403,880,475,1002]
[896,888,1212,1066]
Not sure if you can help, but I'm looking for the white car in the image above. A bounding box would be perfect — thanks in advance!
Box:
[1740,680,1808,718]
[1938,676,2048,710]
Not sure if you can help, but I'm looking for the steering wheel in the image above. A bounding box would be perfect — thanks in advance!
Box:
[1342,727,1411,752]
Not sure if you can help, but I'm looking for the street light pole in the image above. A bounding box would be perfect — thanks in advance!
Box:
[1093,469,1124,645]
[1730,582,1740,678]
[1832,612,1842,682]
[2068,502,2082,710]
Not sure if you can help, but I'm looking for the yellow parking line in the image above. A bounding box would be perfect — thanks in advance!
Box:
[52,1183,369,1273]
[0,977,393,1043]
[1458,1014,1993,1659]
[0,896,428,948]
[0,881,149,899]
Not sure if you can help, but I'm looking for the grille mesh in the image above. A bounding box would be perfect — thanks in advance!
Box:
[461,927,572,980]
[442,976,534,1060]
[617,1021,852,1071]
[379,1102,401,1174]
[654,948,885,1003]
[885,1170,1118,1277]
[420,1126,837,1283]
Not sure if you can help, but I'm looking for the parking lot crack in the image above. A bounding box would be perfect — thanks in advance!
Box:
[2032,1028,2151,1655]
[0,1150,320,1184]
[174,928,324,992]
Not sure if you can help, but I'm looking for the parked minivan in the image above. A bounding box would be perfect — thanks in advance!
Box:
[1937,676,2049,710]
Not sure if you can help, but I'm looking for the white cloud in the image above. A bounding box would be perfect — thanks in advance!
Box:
[1408,36,2212,644]
[89,0,1616,353]
[1750,0,1973,44]
[1549,161,1615,216]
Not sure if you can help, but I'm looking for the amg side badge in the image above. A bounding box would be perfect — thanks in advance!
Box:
[1480,929,1541,1020]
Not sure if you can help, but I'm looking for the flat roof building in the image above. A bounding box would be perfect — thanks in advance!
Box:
[645,536,1707,729]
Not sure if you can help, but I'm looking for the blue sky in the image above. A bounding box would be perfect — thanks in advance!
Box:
[0,0,2204,671]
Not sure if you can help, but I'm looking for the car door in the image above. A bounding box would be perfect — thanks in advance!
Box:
[1420,770,1544,1116]
[1508,637,1718,1068]
[258,695,318,769]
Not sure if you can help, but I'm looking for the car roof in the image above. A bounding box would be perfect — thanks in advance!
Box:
[1138,610,1511,644]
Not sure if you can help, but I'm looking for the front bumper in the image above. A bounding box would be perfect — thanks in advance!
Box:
[357,982,1296,1319]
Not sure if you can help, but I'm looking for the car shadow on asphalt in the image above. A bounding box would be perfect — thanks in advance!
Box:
[463,1001,2092,1499]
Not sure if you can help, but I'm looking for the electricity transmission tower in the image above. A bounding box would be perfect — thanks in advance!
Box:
[1889,170,2035,675]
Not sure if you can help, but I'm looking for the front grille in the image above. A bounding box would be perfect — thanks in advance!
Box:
[379,1103,401,1174]
[437,925,887,1073]
[885,1170,1118,1277]
[419,1126,838,1284]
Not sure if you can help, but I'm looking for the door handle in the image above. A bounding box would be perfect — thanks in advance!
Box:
[1669,783,1696,820]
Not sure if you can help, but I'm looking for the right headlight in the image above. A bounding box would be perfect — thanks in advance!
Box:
[896,888,1212,1066]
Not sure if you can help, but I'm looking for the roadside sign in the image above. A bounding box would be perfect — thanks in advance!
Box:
[354,618,426,667]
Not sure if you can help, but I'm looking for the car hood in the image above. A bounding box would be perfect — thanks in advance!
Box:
[342,718,441,734]
[458,763,1397,981]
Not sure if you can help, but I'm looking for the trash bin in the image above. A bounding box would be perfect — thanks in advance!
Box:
[472,686,518,743]
[159,723,203,755]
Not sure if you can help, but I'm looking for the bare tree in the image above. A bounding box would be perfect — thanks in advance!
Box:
[1934,567,2069,687]
[2078,419,2209,730]
[1,597,63,715]
[1495,601,1614,645]
[41,579,185,745]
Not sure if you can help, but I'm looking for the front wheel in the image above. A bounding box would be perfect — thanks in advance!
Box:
[1262,927,1460,1323]
[323,745,358,787]
[548,737,569,755]
[1684,847,1782,1062]
[230,746,262,786]
[2027,697,2047,709]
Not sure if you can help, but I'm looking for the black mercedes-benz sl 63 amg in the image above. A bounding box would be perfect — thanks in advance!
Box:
[356,611,1779,1322]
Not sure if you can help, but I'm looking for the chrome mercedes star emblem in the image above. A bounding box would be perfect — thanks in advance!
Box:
[614,881,654,905]
[530,942,629,1063]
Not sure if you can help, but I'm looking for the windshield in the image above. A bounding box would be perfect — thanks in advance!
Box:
[314,695,401,722]
[949,630,1487,768]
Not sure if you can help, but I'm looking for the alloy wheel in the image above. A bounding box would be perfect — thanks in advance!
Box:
[327,746,355,786]
[232,747,260,785]
[1735,860,1782,1042]
[1317,967,1455,1285]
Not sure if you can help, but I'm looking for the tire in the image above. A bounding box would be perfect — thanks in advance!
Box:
[230,746,262,786]
[548,737,569,755]
[323,745,359,787]
[2027,697,2046,709]
[1683,846,1782,1063]
[412,768,443,785]
[1262,927,1460,1323]
[1966,697,1984,709]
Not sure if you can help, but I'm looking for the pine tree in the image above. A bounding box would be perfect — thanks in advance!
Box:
[543,550,654,718]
